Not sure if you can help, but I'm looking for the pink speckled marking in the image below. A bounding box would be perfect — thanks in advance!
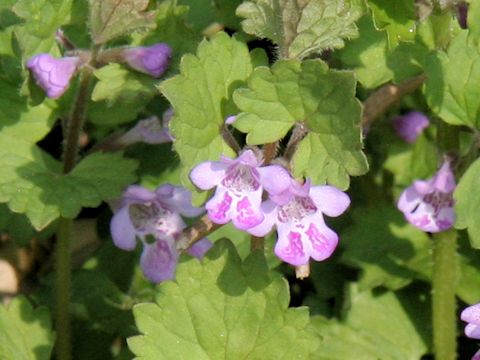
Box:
[305,223,328,254]
[413,214,431,228]
[209,191,233,223]
[235,196,262,229]
[280,232,305,262]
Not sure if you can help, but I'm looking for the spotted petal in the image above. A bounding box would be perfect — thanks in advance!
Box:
[205,186,234,224]
[247,200,277,237]
[110,206,137,250]
[140,239,178,283]
[231,187,264,230]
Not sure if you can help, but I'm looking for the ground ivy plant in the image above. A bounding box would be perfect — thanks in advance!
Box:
[0,0,479,359]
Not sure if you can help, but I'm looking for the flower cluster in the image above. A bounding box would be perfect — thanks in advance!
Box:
[110,184,211,283]
[190,150,350,266]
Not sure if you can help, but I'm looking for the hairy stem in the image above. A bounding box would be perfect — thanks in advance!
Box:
[432,229,458,360]
[176,215,221,252]
[62,70,93,173]
[284,122,308,163]
[263,142,279,165]
[361,74,426,130]
[56,58,95,359]
[222,127,242,154]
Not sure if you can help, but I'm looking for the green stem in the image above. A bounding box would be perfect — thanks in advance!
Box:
[62,70,93,173]
[432,229,458,360]
[55,218,72,360]
[55,65,94,360]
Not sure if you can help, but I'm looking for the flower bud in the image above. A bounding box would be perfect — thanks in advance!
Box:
[393,111,429,143]
[123,43,172,78]
[27,54,80,99]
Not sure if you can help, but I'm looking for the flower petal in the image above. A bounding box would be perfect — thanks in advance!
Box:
[274,222,310,266]
[257,165,291,195]
[465,323,480,340]
[432,161,456,193]
[231,189,264,230]
[110,206,137,250]
[473,349,480,360]
[303,216,338,261]
[187,238,212,258]
[157,185,204,217]
[461,303,480,325]
[397,185,422,213]
[190,161,228,190]
[248,200,277,236]
[237,149,260,167]
[309,185,350,217]
[140,239,178,283]
[205,186,234,224]
[121,185,156,207]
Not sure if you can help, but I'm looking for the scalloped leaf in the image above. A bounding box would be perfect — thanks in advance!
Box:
[128,239,320,359]
[233,59,367,189]
[159,32,252,193]
[237,0,363,59]
[0,296,54,360]
[89,0,155,44]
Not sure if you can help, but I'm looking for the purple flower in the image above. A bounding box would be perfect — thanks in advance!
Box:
[190,150,291,231]
[123,43,172,78]
[248,179,350,266]
[473,350,480,360]
[393,111,430,143]
[461,303,480,340]
[118,115,171,146]
[26,54,80,99]
[397,161,455,233]
[110,184,211,283]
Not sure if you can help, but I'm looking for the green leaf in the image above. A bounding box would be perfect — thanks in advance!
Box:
[454,157,480,247]
[89,0,155,45]
[12,0,73,59]
[233,59,367,189]
[337,14,429,88]
[0,148,137,229]
[237,0,363,59]
[311,286,430,359]
[469,0,480,40]
[367,0,416,48]
[0,296,54,360]
[383,133,438,193]
[90,63,158,125]
[92,64,157,104]
[159,32,252,192]
[425,31,480,128]
[128,239,320,359]
[341,205,431,290]
[336,15,392,89]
